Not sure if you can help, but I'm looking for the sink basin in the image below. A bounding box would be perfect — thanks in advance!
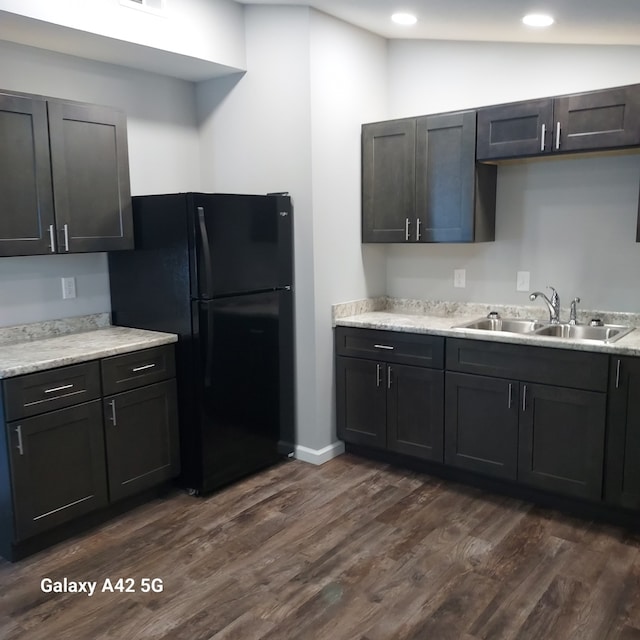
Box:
[454,318,545,334]
[533,323,635,343]
[453,316,635,343]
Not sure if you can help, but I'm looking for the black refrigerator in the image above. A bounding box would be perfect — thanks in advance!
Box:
[108,193,295,494]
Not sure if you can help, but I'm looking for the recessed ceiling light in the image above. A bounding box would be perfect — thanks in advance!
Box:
[522,13,554,27]
[391,12,418,26]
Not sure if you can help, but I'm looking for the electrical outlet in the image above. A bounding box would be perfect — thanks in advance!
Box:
[61,277,76,299]
[454,269,466,288]
[516,271,530,292]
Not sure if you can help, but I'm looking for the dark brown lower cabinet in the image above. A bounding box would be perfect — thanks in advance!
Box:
[445,372,606,499]
[336,357,386,449]
[0,344,179,560]
[444,372,518,480]
[606,357,640,509]
[104,380,179,501]
[336,351,444,463]
[8,400,108,540]
[518,383,606,500]
[387,364,443,461]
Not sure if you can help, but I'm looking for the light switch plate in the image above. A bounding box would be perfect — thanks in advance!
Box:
[516,271,530,292]
[454,269,466,288]
[61,277,76,299]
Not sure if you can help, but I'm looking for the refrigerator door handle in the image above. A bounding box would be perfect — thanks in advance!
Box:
[197,206,213,298]
[203,303,215,389]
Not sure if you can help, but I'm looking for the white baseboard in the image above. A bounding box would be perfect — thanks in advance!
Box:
[295,441,345,465]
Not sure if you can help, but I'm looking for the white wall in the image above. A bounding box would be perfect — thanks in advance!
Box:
[386,40,640,312]
[0,0,246,72]
[0,40,199,326]
[309,11,387,445]
[196,6,387,453]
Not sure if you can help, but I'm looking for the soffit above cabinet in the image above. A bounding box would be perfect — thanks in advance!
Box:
[0,10,245,82]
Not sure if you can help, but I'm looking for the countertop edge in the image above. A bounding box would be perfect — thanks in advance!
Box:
[335,313,640,357]
[0,328,178,379]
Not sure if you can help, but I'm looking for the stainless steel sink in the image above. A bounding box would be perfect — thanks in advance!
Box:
[454,318,546,334]
[453,315,635,343]
[533,323,635,343]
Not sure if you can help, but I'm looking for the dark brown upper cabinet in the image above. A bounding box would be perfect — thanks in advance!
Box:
[416,111,495,242]
[362,118,416,242]
[0,93,55,257]
[0,90,133,257]
[362,111,496,244]
[477,84,640,161]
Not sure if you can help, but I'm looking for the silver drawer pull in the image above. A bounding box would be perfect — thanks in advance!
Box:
[109,400,117,426]
[15,425,24,456]
[132,363,156,372]
[44,383,74,394]
[374,344,394,350]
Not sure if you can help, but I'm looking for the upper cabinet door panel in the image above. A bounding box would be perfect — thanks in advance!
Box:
[48,101,133,253]
[0,94,55,256]
[555,85,640,153]
[362,119,416,243]
[476,98,553,160]
[416,111,476,242]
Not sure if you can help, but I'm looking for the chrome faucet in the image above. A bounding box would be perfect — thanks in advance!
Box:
[530,286,560,323]
[569,297,581,325]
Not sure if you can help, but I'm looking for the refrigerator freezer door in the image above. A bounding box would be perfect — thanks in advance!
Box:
[191,194,293,299]
[193,289,294,491]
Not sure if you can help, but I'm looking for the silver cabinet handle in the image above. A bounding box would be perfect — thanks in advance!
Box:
[132,363,156,372]
[376,364,382,387]
[540,124,546,151]
[508,383,513,409]
[15,425,24,456]
[555,122,561,150]
[404,218,410,241]
[387,365,392,389]
[109,400,117,426]
[48,224,56,252]
[416,218,422,241]
[62,224,70,252]
[44,383,74,394]
[522,385,527,412]
[374,344,394,350]
[616,359,621,389]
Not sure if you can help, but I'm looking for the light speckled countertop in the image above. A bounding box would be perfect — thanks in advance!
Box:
[333,300,640,357]
[0,325,178,379]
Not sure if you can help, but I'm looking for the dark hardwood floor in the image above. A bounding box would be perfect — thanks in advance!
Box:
[2,454,640,639]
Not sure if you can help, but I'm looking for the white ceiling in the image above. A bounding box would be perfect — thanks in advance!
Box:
[239,0,640,45]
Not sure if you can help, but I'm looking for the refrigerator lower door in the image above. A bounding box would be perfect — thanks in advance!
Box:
[194,290,294,492]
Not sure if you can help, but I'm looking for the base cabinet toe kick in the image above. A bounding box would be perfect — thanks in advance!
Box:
[0,344,179,561]
[335,326,640,524]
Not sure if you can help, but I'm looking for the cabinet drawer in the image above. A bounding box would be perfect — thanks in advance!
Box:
[335,327,444,369]
[446,338,608,392]
[101,345,175,395]
[3,361,101,421]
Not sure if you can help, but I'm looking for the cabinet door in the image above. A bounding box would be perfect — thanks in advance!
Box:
[104,380,180,502]
[476,98,553,160]
[416,111,486,242]
[387,364,443,462]
[605,357,640,509]
[444,372,518,480]
[554,85,640,153]
[48,101,133,252]
[0,93,56,256]
[518,383,606,501]
[336,357,386,449]
[7,400,107,540]
[362,119,416,242]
